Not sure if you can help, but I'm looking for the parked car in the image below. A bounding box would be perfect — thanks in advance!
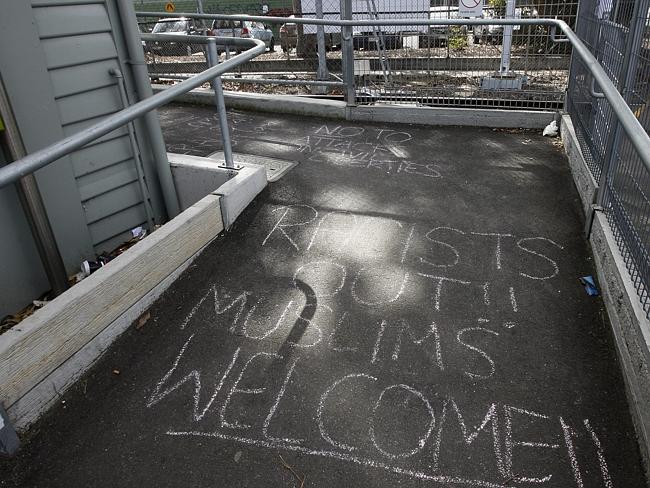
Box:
[280,15,341,53]
[279,16,297,52]
[209,18,275,52]
[144,17,204,55]
[353,33,402,51]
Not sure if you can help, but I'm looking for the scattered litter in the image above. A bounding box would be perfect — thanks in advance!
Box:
[81,255,113,277]
[131,226,147,240]
[2,224,157,335]
[579,275,599,296]
[543,120,559,137]
[135,312,151,330]
[112,369,121,375]
[234,451,242,463]
[0,290,53,335]
[70,271,86,285]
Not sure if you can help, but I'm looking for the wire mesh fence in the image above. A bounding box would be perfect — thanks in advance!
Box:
[138,2,344,95]
[351,0,574,109]
[567,0,650,316]
[135,0,576,105]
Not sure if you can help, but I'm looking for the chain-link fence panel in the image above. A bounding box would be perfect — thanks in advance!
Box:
[137,0,344,95]
[567,0,650,316]
[350,0,575,109]
[136,1,577,103]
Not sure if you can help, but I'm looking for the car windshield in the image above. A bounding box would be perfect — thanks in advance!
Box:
[152,20,188,33]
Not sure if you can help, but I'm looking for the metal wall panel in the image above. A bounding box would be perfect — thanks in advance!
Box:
[76,160,139,201]
[41,33,119,69]
[33,4,112,38]
[83,181,145,223]
[0,0,169,314]
[49,59,120,99]
[88,204,147,246]
[32,1,165,254]
[0,1,96,278]
[69,135,134,176]
[56,85,123,125]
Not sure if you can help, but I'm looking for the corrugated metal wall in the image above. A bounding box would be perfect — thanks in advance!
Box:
[31,0,164,253]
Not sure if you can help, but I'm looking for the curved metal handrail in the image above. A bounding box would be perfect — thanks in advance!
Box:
[0,37,266,188]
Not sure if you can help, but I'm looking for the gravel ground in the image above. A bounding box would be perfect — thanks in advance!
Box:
[147,42,568,98]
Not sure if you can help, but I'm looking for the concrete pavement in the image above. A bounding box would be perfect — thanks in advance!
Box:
[0,105,646,487]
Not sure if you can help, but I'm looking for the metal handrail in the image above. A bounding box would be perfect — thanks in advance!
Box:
[1,16,650,187]
[0,36,265,188]
[138,13,650,174]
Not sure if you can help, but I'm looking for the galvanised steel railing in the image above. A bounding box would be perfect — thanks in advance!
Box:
[138,0,578,110]
[1,15,650,315]
[0,35,265,188]
[135,14,650,167]
[2,16,649,188]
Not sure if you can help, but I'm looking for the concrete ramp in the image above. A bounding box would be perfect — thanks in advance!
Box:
[1,105,646,487]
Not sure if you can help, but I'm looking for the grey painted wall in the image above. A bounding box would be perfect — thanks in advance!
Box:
[0,0,169,316]
[31,0,167,253]
[0,149,49,317]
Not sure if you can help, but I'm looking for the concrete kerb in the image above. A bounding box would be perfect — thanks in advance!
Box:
[349,104,556,129]
[0,192,226,432]
[560,113,598,216]
[561,115,650,481]
[153,85,346,120]
[168,152,268,228]
[151,84,557,129]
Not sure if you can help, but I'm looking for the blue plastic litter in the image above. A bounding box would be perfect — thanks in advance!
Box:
[579,275,599,296]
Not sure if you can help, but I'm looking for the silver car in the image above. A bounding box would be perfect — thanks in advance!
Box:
[145,17,204,56]
[209,18,275,52]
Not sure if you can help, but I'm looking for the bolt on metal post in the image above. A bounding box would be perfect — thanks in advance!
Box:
[206,38,237,169]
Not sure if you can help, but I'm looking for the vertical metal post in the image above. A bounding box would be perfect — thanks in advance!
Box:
[499,0,515,74]
[115,0,180,218]
[314,0,329,94]
[206,38,236,169]
[340,0,356,106]
[195,0,208,34]
[0,77,69,296]
[110,68,156,231]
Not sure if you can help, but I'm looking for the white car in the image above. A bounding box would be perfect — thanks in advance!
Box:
[209,18,275,52]
[145,17,204,55]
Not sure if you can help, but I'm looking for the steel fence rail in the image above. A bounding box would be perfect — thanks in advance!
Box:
[0,37,265,189]
[136,13,650,175]
[137,11,564,27]
[1,16,649,190]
